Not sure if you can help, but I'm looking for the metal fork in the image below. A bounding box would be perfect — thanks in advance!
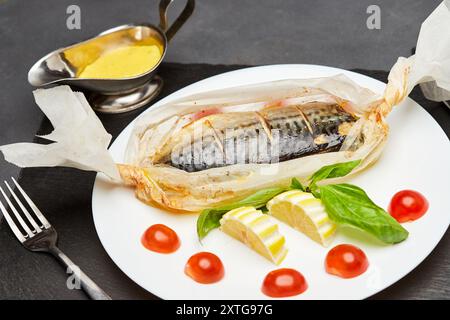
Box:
[0,177,111,300]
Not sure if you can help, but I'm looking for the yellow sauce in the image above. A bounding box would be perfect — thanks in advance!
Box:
[77,44,162,79]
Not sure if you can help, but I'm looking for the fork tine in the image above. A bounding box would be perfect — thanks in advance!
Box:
[5,181,42,232]
[0,186,34,238]
[0,197,26,242]
[12,177,51,229]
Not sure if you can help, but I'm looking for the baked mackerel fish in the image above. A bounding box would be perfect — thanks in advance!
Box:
[158,103,358,172]
[0,2,449,213]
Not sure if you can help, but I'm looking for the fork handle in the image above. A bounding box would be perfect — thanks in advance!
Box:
[49,246,112,300]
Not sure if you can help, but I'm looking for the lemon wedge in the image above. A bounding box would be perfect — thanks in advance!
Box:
[219,206,288,265]
[267,190,336,246]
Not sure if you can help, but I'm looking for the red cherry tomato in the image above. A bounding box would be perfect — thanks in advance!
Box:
[388,190,429,223]
[325,244,369,279]
[185,252,225,284]
[141,224,180,254]
[261,268,308,298]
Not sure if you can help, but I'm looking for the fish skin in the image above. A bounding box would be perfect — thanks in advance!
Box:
[164,103,358,172]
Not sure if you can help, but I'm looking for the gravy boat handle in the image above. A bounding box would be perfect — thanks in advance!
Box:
[159,0,195,41]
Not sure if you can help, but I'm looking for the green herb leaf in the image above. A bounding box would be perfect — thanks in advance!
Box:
[320,184,409,244]
[309,184,321,199]
[196,209,224,241]
[309,160,361,187]
[290,178,305,191]
[197,187,286,240]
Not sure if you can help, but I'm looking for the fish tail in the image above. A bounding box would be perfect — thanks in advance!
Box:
[117,164,176,211]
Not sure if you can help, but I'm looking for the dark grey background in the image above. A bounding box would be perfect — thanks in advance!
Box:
[0,0,448,299]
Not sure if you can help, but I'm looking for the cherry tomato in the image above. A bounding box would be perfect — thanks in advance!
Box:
[325,244,369,279]
[141,224,180,254]
[261,268,308,298]
[185,252,225,284]
[388,190,429,223]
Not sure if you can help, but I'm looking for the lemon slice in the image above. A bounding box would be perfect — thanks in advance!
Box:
[219,206,288,265]
[267,190,336,246]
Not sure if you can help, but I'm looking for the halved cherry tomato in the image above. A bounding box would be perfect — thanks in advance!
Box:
[325,244,369,279]
[261,268,308,298]
[388,190,429,223]
[141,224,180,254]
[185,252,225,284]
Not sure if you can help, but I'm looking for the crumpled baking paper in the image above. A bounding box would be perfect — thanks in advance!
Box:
[0,86,120,180]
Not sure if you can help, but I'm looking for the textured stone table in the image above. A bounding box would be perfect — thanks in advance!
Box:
[0,0,448,299]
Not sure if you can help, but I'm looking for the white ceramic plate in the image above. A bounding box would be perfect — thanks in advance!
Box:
[92,65,450,300]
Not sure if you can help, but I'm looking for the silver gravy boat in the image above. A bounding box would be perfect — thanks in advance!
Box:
[28,0,195,113]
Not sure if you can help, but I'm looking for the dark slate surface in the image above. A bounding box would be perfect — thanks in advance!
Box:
[0,0,448,299]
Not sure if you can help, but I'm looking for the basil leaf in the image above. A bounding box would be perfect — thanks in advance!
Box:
[320,184,408,244]
[290,178,305,191]
[197,187,286,240]
[309,160,361,186]
[196,209,224,241]
[309,184,321,199]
